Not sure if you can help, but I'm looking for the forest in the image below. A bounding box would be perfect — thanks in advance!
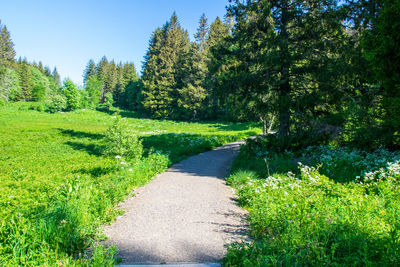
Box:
[1,0,400,266]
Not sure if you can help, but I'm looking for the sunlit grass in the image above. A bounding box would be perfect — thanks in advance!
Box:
[0,102,261,265]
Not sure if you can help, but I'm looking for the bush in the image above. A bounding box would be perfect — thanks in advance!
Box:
[46,94,66,113]
[103,116,143,161]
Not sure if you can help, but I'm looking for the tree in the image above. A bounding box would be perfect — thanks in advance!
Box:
[85,75,102,107]
[176,14,210,120]
[227,0,349,138]
[52,67,61,87]
[141,12,191,119]
[0,20,15,65]
[17,63,33,101]
[83,59,96,85]
[62,79,80,111]
[362,0,400,147]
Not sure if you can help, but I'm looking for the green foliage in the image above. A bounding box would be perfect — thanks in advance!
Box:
[85,75,102,107]
[0,104,260,265]
[31,85,46,101]
[141,12,191,119]
[46,94,66,113]
[0,20,15,65]
[362,0,400,148]
[225,140,400,266]
[62,79,80,111]
[0,67,21,102]
[103,117,143,161]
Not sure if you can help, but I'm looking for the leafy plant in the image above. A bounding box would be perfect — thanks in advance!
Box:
[103,116,143,161]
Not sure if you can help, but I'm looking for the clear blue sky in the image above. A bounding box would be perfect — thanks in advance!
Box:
[0,0,229,85]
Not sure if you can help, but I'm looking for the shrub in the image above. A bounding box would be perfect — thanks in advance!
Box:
[46,94,66,113]
[103,116,143,161]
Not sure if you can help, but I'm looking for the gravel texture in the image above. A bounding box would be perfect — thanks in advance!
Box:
[103,140,249,265]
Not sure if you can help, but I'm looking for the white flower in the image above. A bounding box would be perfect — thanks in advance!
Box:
[120,162,127,165]
[115,155,121,159]
[129,168,133,172]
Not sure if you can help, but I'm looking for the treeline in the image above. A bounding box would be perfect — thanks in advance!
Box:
[82,57,138,110]
[82,13,235,121]
[108,1,397,149]
[0,21,61,104]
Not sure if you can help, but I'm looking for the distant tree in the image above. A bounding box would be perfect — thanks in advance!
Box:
[31,85,46,101]
[52,67,61,87]
[0,20,16,65]
[43,66,51,77]
[62,79,80,111]
[85,75,102,106]
[83,59,96,85]
[17,63,33,101]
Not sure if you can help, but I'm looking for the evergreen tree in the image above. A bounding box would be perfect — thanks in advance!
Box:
[17,63,33,101]
[85,75,102,106]
[0,21,15,65]
[83,59,96,85]
[52,67,61,87]
[205,17,231,120]
[177,14,210,119]
[141,12,191,119]
[227,0,349,137]
[362,0,400,147]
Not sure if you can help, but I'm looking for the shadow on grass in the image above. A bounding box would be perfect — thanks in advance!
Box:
[57,128,104,140]
[73,166,117,178]
[65,141,105,156]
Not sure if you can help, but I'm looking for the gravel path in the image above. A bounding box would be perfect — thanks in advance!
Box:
[103,140,249,265]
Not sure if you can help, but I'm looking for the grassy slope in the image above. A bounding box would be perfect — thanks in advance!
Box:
[0,102,261,265]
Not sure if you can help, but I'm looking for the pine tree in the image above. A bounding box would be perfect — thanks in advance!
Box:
[141,12,191,119]
[83,59,96,85]
[0,21,16,65]
[17,63,33,101]
[177,14,210,120]
[52,67,61,87]
[361,0,400,147]
[227,0,348,137]
[205,17,231,120]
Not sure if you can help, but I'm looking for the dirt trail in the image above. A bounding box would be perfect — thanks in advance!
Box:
[103,140,249,265]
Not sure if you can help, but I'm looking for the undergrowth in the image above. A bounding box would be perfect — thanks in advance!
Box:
[224,136,400,266]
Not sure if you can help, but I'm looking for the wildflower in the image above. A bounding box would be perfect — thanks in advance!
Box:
[120,162,127,165]
[115,155,121,159]
[129,168,133,172]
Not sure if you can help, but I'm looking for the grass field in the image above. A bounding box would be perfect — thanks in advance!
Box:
[0,102,260,266]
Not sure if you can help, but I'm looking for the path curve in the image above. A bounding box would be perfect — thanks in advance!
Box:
[103,140,249,265]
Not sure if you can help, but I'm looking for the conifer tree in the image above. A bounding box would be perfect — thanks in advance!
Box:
[52,67,61,87]
[141,12,191,119]
[0,21,15,65]
[83,59,96,85]
[227,0,348,137]
[177,14,210,119]
[17,63,33,101]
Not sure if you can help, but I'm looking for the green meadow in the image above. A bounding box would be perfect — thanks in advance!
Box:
[0,102,260,265]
